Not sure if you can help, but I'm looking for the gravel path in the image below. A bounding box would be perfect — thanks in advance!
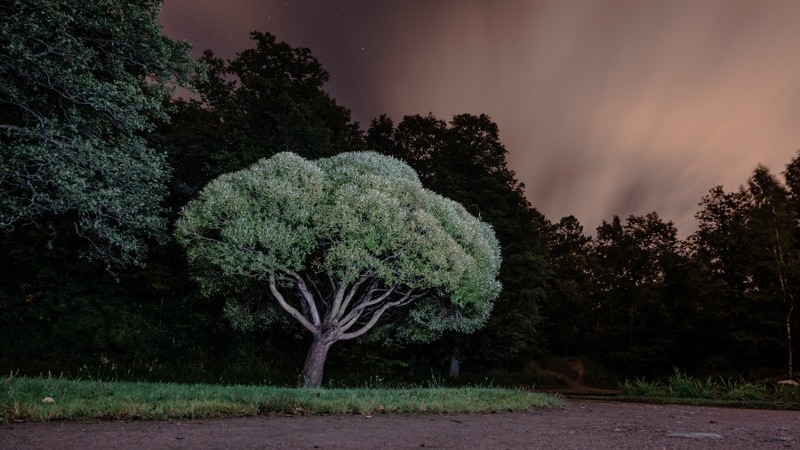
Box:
[2,400,799,449]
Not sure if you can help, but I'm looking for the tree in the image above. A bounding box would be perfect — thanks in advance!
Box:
[369,113,446,183]
[151,31,365,208]
[0,0,197,267]
[591,213,683,373]
[782,153,800,378]
[691,181,786,376]
[541,215,596,356]
[367,113,549,375]
[746,166,798,380]
[175,151,502,387]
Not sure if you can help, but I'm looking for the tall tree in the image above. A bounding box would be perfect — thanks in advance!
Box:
[592,213,682,373]
[0,0,197,267]
[151,31,365,207]
[691,182,785,376]
[369,113,447,183]
[747,166,798,379]
[782,153,800,377]
[367,113,548,374]
[175,152,502,387]
[541,215,596,356]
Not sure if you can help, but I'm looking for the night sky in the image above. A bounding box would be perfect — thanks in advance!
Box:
[159,0,800,236]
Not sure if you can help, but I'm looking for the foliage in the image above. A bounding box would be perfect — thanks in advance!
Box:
[150,31,365,208]
[589,212,685,373]
[665,369,720,399]
[540,216,596,355]
[1,375,563,422]
[619,378,668,397]
[0,224,242,376]
[367,113,549,372]
[620,369,800,408]
[0,0,198,267]
[718,377,768,401]
[175,151,502,386]
[689,163,798,377]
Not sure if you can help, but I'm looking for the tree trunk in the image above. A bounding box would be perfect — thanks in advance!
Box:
[448,343,462,379]
[788,305,794,380]
[301,337,334,388]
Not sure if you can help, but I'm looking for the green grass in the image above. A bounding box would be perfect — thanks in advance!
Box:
[619,368,800,409]
[1,374,564,422]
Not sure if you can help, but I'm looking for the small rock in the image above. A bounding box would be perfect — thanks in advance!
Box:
[666,431,723,440]
[42,397,55,404]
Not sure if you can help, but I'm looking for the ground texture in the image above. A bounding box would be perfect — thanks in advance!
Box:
[2,400,798,449]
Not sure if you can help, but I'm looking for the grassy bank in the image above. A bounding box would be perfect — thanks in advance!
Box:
[1,375,564,422]
[619,369,800,410]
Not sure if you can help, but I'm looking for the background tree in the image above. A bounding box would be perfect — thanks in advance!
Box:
[367,113,548,376]
[591,213,683,374]
[0,0,197,267]
[782,153,800,377]
[540,216,596,356]
[175,152,502,387]
[690,177,788,376]
[0,224,231,377]
[745,166,798,379]
[151,31,365,208]
[369,113,447,183]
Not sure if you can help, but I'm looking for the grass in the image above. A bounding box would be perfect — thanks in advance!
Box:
[1,373,564,422]
[619,368,800,409]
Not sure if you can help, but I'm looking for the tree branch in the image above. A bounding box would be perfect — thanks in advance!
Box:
[269,272,316,333]
[339,290,420,340]
[326,281,347,323]
[339,284,398,329]
[330,275,371,322]
[280,269,321,326]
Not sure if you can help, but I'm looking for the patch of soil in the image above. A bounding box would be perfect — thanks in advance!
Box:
[2,400,798,449]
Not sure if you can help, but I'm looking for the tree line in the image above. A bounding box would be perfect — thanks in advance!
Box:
[1,2,797,384]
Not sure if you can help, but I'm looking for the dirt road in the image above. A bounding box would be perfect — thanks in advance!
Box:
[2,400,798,449]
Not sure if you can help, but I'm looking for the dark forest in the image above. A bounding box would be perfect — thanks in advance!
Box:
[2,3,798,388]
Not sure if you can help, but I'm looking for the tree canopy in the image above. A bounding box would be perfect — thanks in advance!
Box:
[151,31,365,208]
[175,151,502,386]
[0,0,197,267]
[690,165,799,377]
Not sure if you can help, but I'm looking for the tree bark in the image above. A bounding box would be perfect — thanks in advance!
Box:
[787,304,794,380]
[769,216,795,381]
[301,337,334,388]
[448,342,462,379]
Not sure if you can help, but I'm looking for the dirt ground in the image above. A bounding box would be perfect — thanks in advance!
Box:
[2,400,798,449]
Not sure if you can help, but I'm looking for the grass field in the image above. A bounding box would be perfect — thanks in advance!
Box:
[1,374,564,422]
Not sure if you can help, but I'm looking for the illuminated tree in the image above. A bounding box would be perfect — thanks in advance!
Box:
[175,151,502,387]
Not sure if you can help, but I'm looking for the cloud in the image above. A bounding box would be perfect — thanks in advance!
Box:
[161,0,800,236]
